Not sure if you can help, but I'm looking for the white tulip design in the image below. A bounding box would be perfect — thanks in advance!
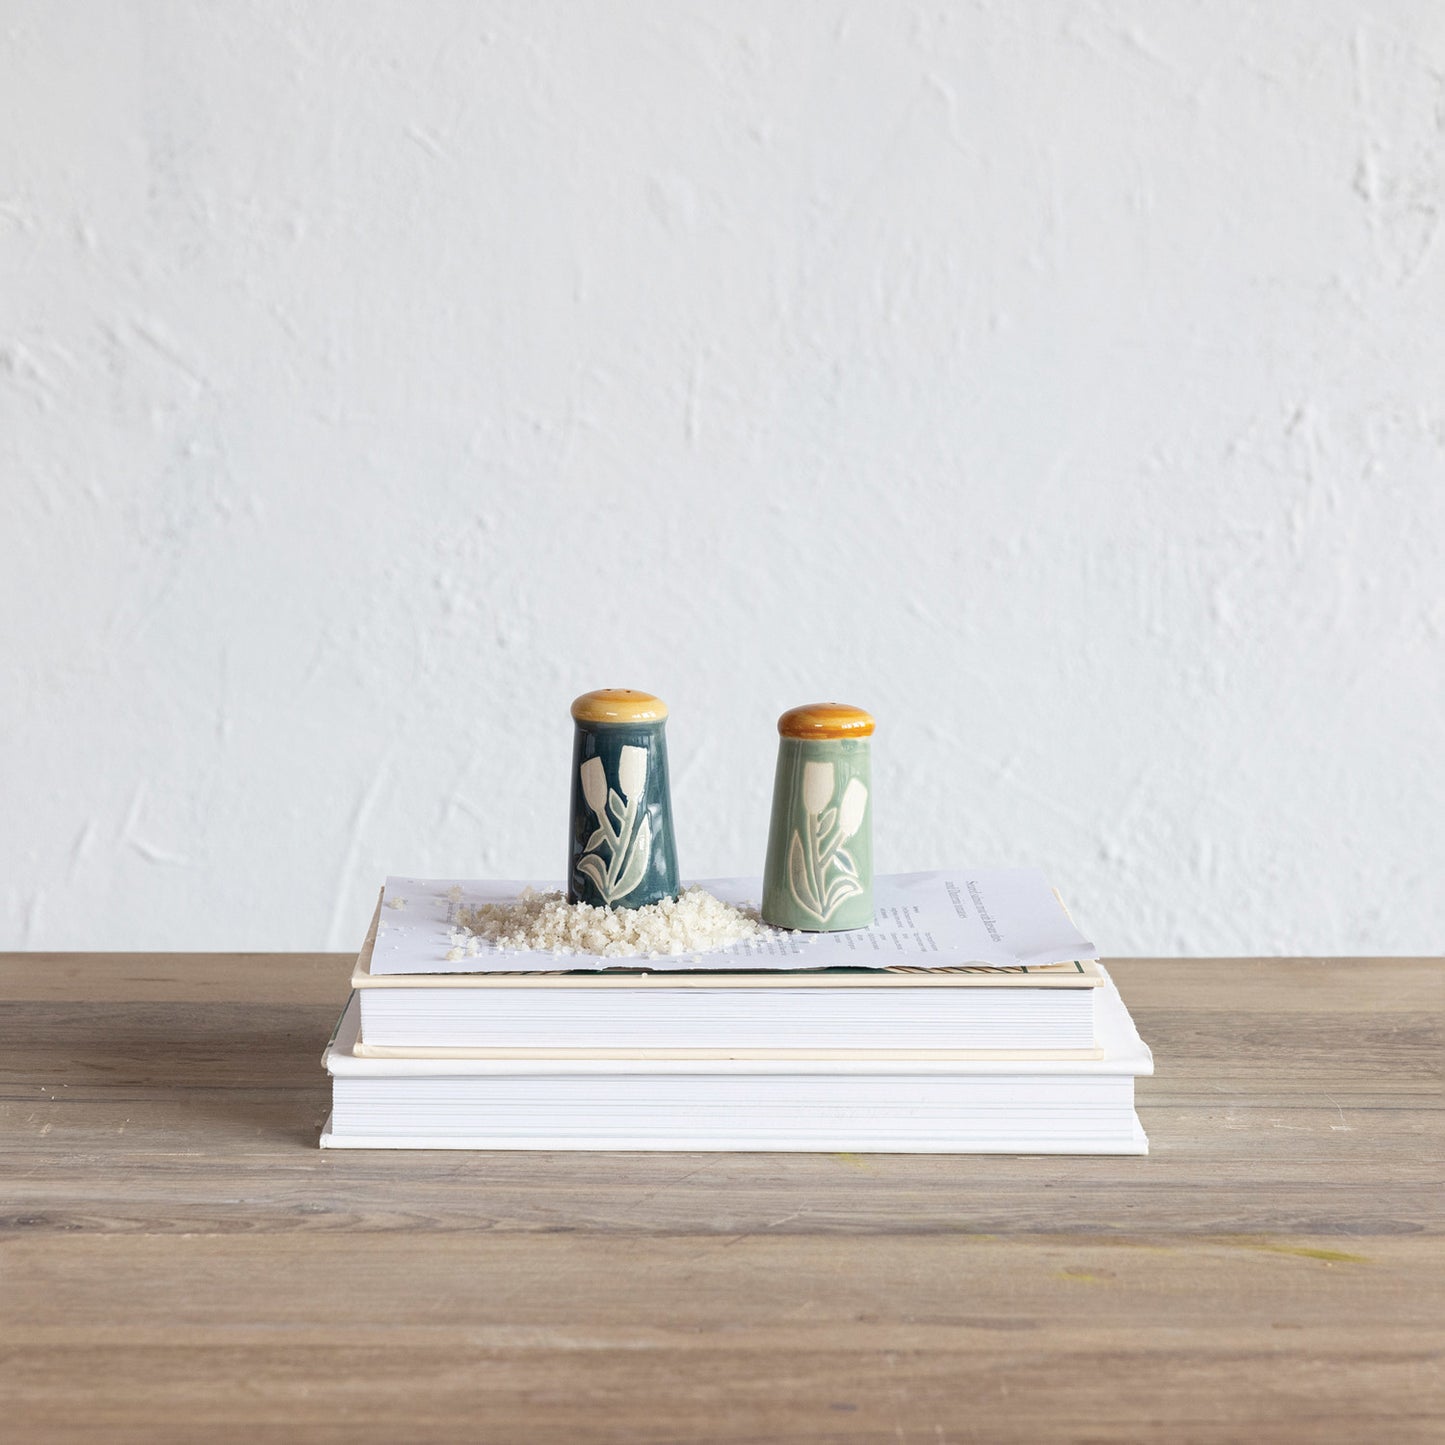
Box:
[617,744,647,800]
[802,761,835,815]
[580,756,608,816]
[837,777,868,839]
[576,745,653,904]
[787,761,868,925]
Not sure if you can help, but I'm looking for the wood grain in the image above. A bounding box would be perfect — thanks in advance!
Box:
[1,953,1441,1442]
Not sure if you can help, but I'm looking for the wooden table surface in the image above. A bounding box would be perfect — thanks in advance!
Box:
[1,954,1441,1443]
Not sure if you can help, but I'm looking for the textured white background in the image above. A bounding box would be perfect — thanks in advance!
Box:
[3,1,1442,954]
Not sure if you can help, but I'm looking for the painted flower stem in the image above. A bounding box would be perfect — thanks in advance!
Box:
[605,791,639,893]
[803,808,826,916]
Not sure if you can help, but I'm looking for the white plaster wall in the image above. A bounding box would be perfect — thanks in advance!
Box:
[2,1,1442,955]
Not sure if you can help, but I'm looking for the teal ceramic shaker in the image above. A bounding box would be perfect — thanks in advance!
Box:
[567,689,681,909]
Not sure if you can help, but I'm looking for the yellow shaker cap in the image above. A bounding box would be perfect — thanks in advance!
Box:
[571,689,669,724]
[777,702,875,739]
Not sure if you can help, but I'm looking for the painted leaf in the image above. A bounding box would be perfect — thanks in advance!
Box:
[819,807,837,836]
[608,789,626,825]
[584,826,606,854]
[576,853,609,896]
[787,830,820,916]
[613,815,651,899]
[824,875,864,915]
[832,847,859,879]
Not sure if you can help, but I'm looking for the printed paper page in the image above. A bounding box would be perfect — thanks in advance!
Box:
[366,869,1098,975]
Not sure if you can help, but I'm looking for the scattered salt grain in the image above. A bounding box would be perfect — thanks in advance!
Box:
[452,886,773,959]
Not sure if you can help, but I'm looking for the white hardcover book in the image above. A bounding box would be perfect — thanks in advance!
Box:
[351,893,1105,1055]
[321,973,1151,1154]
[355,977,1101,1053]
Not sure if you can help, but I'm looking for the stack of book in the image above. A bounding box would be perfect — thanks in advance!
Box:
[321,870,1152,1153]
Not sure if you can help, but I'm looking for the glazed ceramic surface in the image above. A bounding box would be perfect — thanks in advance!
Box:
[567,690,680,909]
[761,704,874,931]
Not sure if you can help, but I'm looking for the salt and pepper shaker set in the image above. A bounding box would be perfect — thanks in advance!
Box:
[567,689,873,932]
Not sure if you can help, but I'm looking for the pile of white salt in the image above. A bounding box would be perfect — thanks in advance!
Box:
[443,886,772,961]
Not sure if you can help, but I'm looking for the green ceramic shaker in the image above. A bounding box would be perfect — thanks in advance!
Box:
[761,703,874,931]
[568,689,680,909]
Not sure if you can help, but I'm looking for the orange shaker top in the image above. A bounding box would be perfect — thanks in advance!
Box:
[777,702,874,740]
[571,689,669,724]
